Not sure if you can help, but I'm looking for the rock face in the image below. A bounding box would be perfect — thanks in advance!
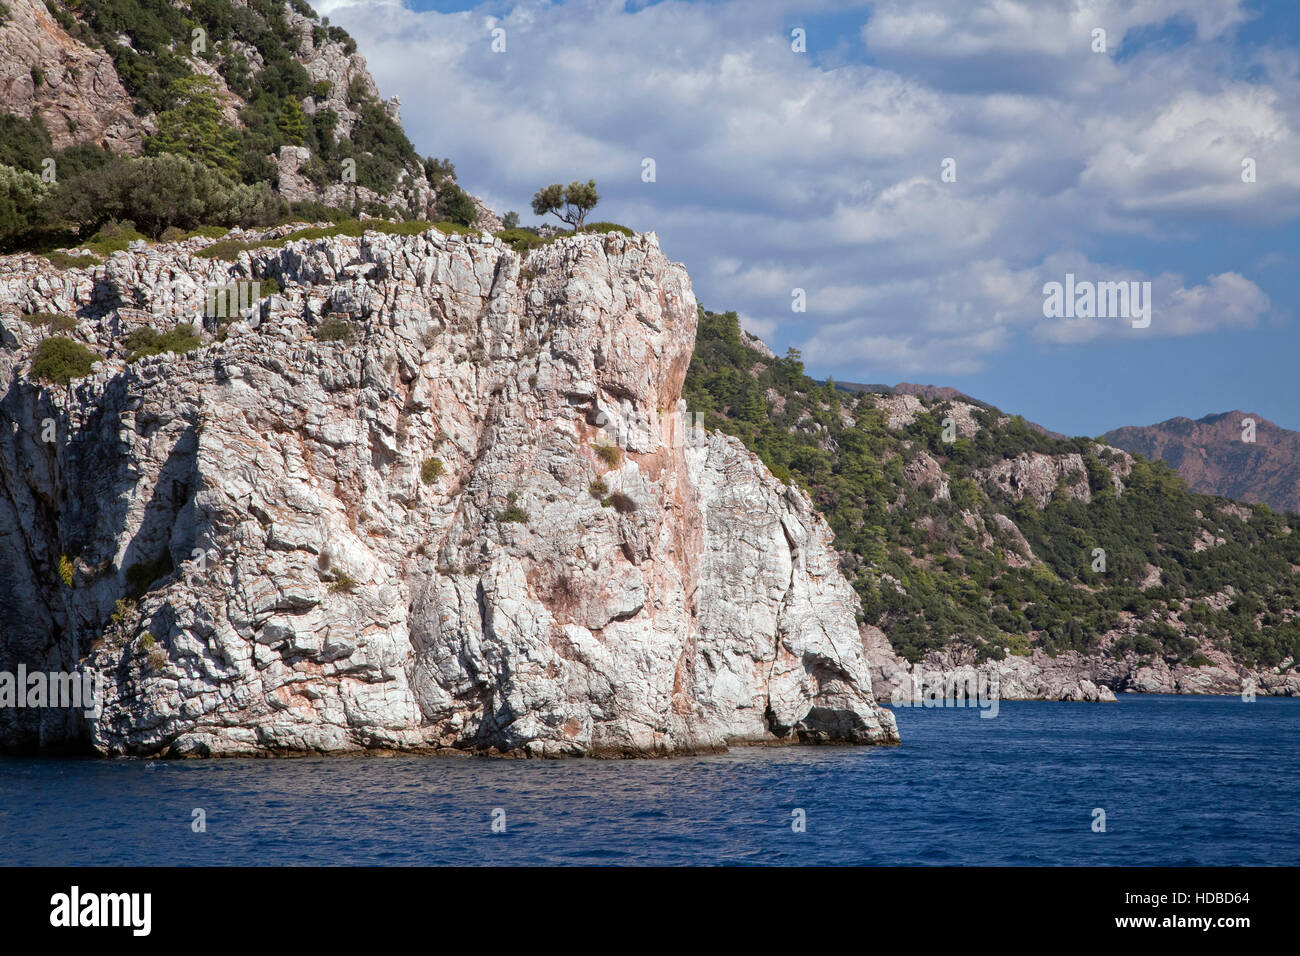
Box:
[1104,411,1300,514]
[865,625,1300,701]
[0,0,144,152]
[0,228,898,755]
[977,452,1092,508]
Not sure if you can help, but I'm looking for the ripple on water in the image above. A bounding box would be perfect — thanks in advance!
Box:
[0,696,1296,866]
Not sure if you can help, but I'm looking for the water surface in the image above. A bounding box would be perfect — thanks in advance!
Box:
[1,695,1295,865]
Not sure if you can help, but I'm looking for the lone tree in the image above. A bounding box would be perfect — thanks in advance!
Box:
[531,179,599,231]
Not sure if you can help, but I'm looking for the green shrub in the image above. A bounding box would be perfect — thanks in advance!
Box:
[55,155,287,238]
[497,227,549,252]
[433,182,477,226]
[199,219,438,261]
[22,311,76,332]
[581,222,634,236]
[82,220,148,255]
[593,443,621,468]
[185,224,232,240]
[197,238,260,260]
[287,201,351,225]
[432,220,475,235]
[498,492,529,524]
[421,457,444,484]
[146,76,241,176]
[366,219,437,237]
[317,319,355,342]
[423,157,456,186]
[328,573,358,594]
[31,336,98,384]
[0,162,50,246]
[41,251,100,270]
[58,554,74,588]
[110,597,136,625]
[589,478,609,499]
[124,324,202,362]
[608,492,637,514]
[0,114,52,173]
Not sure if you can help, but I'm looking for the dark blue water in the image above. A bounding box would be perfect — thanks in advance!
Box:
[1,695,1295,865]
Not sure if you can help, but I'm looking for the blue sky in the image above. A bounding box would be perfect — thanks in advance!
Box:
[314,0,1299,437]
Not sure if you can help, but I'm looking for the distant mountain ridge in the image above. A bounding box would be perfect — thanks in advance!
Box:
[833,381,974,402]
[831,382,1297,511]
[1103,411,1300,514]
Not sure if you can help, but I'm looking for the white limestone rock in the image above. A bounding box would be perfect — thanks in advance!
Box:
[0,226,898,755]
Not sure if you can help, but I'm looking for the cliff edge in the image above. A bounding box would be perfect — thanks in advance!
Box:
[0,226,898,754]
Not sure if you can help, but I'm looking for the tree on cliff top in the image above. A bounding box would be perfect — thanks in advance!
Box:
[531,179,599,231]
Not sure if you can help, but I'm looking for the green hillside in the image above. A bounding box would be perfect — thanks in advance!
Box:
[685,308,1300,669]
[1,0,475,249]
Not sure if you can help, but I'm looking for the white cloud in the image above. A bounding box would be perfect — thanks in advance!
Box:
[316,0,1295,377]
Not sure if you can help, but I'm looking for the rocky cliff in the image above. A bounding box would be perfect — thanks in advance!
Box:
[0,0,144,153]
[0,226,897,755]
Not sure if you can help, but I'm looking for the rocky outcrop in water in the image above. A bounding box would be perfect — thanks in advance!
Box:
[0,226,898,755]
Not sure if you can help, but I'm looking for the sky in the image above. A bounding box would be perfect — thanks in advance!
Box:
[310,0,1300,437]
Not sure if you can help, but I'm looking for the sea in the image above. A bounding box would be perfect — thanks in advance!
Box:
[1,695,1295,866]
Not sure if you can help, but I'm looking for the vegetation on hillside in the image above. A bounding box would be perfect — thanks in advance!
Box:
[31,336,98,384]
[1,1,478,249]
[684,308,1300,668]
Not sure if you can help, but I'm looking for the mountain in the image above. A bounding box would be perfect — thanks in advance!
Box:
[0,0,497,251]
[685,310,1300,698]
[0,226,896,755]
[1103,412,1300,514]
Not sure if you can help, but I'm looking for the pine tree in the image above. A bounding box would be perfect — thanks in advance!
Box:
[146,76,240,177]
[277,98,308,147]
